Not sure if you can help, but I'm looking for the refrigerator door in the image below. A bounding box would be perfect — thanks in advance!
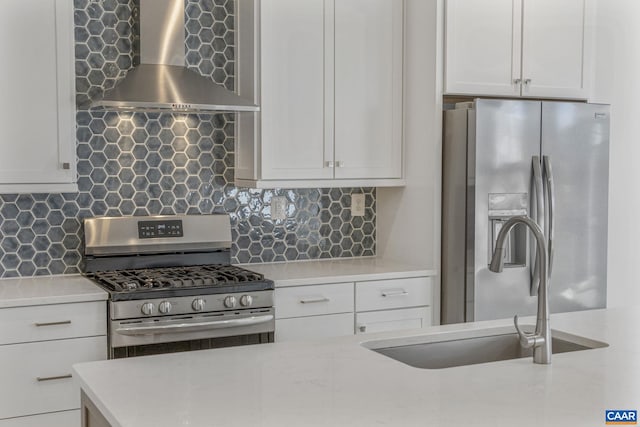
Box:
[541,102,609,312]
[471,99,543,321]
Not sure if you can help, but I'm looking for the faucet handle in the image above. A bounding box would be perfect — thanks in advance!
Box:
[514,315,537,348]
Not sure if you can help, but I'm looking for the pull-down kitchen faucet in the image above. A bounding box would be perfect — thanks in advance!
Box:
[489,215,552,364]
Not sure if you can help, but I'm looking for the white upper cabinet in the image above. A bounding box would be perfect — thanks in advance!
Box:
[444,0,591,100]
[334,0,403,180]
[444,0,522,97]
[521,0,589,99]
[235,0,405,189]
[0,0,77,193]
[259,0,332,181]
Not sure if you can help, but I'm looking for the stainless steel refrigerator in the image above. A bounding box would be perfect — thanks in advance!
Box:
[441,99,609,324]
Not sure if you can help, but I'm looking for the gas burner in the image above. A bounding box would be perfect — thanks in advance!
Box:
[87,264,273,301]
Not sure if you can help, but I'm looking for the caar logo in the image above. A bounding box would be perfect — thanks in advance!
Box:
[606,410,637,425]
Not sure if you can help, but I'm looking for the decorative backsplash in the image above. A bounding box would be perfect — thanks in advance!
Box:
[0,0,375,278]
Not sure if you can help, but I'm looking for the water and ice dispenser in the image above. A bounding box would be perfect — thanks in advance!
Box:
[488,193,528,267]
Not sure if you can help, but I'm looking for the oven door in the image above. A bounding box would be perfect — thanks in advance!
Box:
[109,307,274,356]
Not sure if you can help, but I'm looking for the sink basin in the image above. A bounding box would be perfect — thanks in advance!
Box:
[362,326,608,369]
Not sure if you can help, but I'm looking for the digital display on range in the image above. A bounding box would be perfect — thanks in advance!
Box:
[138,220,184,239]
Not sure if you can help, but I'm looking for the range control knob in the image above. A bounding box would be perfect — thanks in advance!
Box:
[239,295,253,307]
[158,301,172,314]
[141,302,154,316]
[223,296,237,309]
[192,298,206,312]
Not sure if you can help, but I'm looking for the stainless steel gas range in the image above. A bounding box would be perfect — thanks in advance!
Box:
[82,214,275,359]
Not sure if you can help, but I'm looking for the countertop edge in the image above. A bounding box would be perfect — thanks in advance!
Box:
[0,274,108,308]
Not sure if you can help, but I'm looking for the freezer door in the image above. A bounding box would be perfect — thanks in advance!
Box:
[471,99,542,321]
[541,102,609,312]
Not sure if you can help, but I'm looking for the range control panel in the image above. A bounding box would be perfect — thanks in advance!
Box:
[138,220,184,239]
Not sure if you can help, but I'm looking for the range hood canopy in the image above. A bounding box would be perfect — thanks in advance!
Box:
[91,0,258,113]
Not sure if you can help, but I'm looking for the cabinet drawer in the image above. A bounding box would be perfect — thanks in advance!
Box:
[356,307,432,335]
[0,301,106,345]
[275,283,354,319]
[0,336,107,419]
[276,313,354,342]
[0,409,79,427]
[356,277,432,312]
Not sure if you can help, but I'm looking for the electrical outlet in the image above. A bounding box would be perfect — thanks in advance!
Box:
[351,194,365,217]
[272,196,287,220]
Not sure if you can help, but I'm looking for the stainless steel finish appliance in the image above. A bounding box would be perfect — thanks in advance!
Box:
[442,99,610,324]
[91,0,259,113]
[82,214,274,358]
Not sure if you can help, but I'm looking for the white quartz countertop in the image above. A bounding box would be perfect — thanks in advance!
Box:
[73,307,640,427]
[240,257,436,287]
[0,274,107,308]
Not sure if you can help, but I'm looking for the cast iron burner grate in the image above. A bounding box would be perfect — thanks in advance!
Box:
[90,264,266,293]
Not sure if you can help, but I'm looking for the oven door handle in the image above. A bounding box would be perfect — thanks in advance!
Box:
[115,315,274,336]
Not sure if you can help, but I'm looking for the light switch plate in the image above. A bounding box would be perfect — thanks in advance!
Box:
[272,196,287,220]
[351,194,365,217]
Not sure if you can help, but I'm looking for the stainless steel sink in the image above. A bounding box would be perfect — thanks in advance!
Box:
[362,326,608,369]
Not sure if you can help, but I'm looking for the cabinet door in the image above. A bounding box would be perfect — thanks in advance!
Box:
[521,0,588,99]
[275,313,354,342]
[275,283,354,319]
[260,0,333,180]
[444,0,522,96]
[0,301,107,346]
[355,307,432,335]
[0,0,76,192]
[334,0,403,179]
[355,277,433,312]
[0,337,107,420]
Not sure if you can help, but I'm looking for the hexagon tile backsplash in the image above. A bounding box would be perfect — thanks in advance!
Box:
[0,0,376,278]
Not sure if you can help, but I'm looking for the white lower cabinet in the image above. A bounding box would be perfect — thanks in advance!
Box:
[0,301,106,345]
[275,283,355,342]
[0,337,106,420]
[0,300,107,426]
[356,277,433,312]
[355,277,434,335]
[0,410,79,427]
[276,313,354,342]
[356,307,432,335]
[274,275,435,342]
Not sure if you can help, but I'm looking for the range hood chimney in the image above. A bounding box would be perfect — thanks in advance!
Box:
[91,0,259,113]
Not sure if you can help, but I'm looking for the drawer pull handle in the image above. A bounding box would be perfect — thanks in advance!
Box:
[381,289,408,297]
[299,297,330,304]
[34,320,72,327]
[36,374,72,382]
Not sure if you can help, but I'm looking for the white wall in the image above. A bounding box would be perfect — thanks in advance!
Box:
[377,0,442,269]
[591,0,640,307]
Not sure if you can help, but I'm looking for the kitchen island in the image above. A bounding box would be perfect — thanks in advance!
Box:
[73,307,640,427]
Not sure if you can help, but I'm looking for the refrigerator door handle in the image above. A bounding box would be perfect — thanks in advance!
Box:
[531,156,545,296]
[543,156,555,277]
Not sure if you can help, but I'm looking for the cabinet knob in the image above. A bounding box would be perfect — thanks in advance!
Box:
[61,162,70,170]
[325,161,335,168]
[336,161,344,168]
[359,325,367,333]
[523,78,532,86]
[513,78,522,85]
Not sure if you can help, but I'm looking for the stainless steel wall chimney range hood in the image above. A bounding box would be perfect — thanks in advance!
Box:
[91,0,258,113]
